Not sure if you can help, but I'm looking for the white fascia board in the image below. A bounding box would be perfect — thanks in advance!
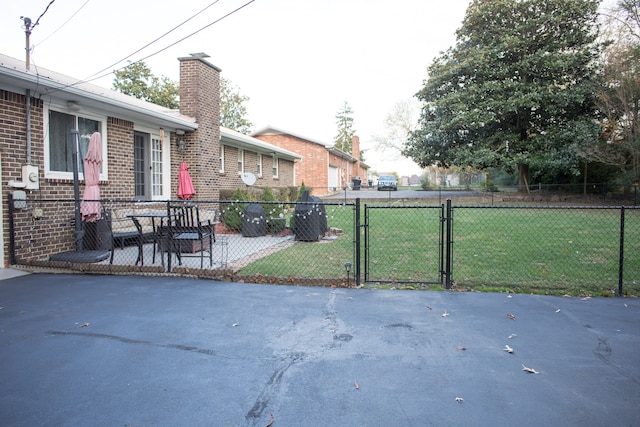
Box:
[0,53,197,132]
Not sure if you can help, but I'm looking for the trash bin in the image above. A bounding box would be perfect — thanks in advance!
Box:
[242,203,267,237]
[351,176,361,190]
[83,214,111,250]
[294,190,327,241]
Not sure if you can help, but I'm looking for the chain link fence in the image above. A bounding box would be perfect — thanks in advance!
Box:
[9,198,357,286]
[8,196,638,296]
[450,206,640,296]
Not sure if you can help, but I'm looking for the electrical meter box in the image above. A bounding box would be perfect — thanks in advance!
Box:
[22,165,39,190]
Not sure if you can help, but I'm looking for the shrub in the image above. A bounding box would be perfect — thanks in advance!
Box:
[420,175,431,190]
[222,188,250,231]
[484,180,498,192]
[261,187,286,233]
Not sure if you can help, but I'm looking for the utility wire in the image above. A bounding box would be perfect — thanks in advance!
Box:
[80,0,222,84]
[30,0,56,30]
[34,0,92,48]
[41,0,255,95]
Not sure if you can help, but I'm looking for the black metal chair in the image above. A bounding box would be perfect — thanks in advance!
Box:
[108,212,144,266]
[166,204,213,269]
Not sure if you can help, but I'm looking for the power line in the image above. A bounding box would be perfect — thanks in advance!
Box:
[40,0,256,96]
[30,0,56,30]
[34,0,92,48]
[80,0,222,84]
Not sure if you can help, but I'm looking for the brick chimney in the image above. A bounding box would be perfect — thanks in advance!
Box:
[351,135,361,178]
[178,53,221,199]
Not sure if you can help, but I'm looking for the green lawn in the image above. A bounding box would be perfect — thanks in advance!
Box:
[238,204,640,296]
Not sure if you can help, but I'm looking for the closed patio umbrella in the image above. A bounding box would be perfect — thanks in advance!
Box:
[80,132,102,221]
[178,162,195,200]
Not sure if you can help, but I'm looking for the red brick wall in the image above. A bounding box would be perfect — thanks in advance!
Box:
[179,55,221,200]
[0,90,147,264]
[219,145,295,191]
[254,134,329,194]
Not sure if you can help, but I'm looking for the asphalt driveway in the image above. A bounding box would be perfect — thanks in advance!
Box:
[1,273,638,426]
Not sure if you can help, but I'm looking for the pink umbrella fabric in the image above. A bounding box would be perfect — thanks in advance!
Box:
[178,162,195,200]
[80,132,103,222]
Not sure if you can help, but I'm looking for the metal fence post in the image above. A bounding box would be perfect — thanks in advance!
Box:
[8,192,16,265]
[618,206,625,297]
[445,199,453,289]
[355,197,361,287]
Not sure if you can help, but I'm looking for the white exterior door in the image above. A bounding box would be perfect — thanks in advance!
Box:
[328,166,339,190]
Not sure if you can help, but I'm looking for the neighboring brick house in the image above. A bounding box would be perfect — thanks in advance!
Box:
[0,52,299,268]
[252,126,369,196]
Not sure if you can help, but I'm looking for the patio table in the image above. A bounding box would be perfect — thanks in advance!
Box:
[127,212,172,269]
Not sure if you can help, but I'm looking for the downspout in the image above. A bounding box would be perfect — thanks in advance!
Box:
[26,89,31,164]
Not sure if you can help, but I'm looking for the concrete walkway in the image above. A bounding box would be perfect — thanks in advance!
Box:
[1,273,638,426]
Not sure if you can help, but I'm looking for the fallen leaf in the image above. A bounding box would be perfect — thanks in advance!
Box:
[455,346,467,351]
[503,345,514,354]
[455,397,464,402]
[506,313,516,320]
[354,380,360,390]
[508,334,517,339]
[624,303,628,307]
[442,309,449,318]
[231,323,239,327]
[555,309,561,313]
[507,295,513,299]
[581,297,591,301]
[266,413,275,427]
[77,322,90,328]
[522,364,541,374]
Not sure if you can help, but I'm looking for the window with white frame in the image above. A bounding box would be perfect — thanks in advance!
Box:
[219,145,225,173]
[151,137,163,196]
[257,153,262,177]
[46,108,106,178]
[238,148,244,173]
[272,155,279,178]
[134,130,167,200]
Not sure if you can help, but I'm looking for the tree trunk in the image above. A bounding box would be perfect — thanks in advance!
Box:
[518,163,530,193]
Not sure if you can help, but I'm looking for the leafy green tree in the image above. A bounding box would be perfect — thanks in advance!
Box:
[220,77,254,134]
[113,62,253,132]
[404,0,602,190]
[113,61,179,109]
[334,101,356,153]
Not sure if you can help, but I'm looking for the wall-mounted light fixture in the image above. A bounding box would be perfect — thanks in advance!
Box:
[67,101,81,111]
[176,130,186,155]
[345,261,352,287]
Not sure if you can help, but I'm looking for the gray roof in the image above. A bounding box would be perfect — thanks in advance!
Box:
[0,53,300,160]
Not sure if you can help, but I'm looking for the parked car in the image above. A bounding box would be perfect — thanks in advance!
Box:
[377,175,397,191]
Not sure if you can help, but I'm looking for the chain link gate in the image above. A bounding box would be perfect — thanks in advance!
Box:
[362,204,445,285]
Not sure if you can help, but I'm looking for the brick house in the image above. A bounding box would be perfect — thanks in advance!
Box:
[0,52,300,268]
[252,126,369,196]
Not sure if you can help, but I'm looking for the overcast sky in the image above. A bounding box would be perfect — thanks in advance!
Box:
[1,0,474,176]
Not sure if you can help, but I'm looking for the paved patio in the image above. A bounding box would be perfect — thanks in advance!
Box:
[0,273,638,426]
[105,233,295,271]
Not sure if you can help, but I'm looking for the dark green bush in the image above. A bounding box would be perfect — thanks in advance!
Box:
[222,188,249,231]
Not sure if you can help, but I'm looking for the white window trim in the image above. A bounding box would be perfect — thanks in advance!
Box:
[257,153,263,177]
[272,155,279,178]
[134,125,170,200]
[43,103,108,181]
[220,144,225,173]
[238,148,244,174]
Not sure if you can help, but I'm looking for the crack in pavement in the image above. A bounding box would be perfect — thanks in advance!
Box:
[46,330,274,361]
[245,290,353,425]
